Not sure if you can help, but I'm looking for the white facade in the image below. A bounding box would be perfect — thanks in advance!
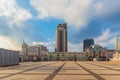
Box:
[22,42,49,61]
[115,36,120,51]
[22,42,48,56]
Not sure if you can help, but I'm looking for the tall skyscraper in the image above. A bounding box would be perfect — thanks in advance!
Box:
[55,23,68,52]
[115,36,120,51]
[83,39,94,52]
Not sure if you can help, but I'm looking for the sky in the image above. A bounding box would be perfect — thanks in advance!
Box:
[0,0,120,52]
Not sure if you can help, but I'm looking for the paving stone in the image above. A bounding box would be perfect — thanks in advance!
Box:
[2,74,49,80]
[53,75,96,80]
[100,75,120,80]
[0,61,120,80]
[91,70,120,74]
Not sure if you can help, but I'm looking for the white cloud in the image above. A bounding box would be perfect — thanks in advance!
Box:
[0,0,32,50]
[68,42,83,52]
[30,0,120,29]
[0,35,21,50]
[30,0,93,28]
[95,29,110,43]
[0,0,32,27]
[94,29,115,48]
[32,41,82,52]
[32,41,55,52]
[94,0,120,18]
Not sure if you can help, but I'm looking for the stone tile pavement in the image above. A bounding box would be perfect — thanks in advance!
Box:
[0,61,120,80]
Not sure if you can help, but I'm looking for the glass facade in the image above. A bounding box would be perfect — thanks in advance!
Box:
[83,39,94,52]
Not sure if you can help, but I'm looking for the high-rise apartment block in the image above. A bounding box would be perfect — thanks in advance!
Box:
[55,23,68,52]
[115,36,120,51]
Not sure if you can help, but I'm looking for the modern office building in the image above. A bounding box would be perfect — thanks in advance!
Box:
[55,23,68,52]
[115,36,120,51]
[83,39,94,52]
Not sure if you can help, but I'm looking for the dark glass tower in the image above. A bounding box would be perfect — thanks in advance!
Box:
[83,39,94,52]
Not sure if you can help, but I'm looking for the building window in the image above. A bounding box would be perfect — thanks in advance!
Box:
[59,31,63,52]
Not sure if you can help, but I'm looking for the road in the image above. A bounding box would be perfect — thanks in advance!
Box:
[0,61,120,80]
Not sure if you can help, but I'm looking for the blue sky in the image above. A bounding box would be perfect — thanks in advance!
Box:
[0,0,120,52]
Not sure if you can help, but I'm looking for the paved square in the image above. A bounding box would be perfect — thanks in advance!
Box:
[0,61,120,80]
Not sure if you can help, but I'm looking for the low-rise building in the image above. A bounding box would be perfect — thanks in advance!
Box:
[48,52,86,61]
[86,45,108,61]
[22,41,49,61]
[106,49,115,58]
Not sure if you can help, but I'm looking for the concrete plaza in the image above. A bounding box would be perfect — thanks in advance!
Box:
[0,61,120,80]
